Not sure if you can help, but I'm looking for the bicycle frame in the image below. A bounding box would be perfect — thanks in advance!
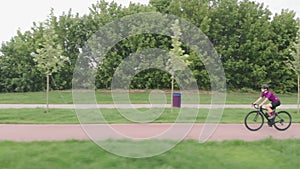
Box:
[253,104,273,122]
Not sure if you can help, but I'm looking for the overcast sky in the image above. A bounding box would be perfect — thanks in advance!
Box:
[0,0,299,43]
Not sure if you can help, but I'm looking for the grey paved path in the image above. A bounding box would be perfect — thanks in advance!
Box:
[0,104,298,109]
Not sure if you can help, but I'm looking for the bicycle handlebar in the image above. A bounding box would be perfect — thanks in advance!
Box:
[252,104,267,111]
[252,104,259,109]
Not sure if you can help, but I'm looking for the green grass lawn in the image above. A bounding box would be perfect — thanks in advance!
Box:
[1,139,300,169]
[0,108,299,124]
[0,90,298,124]
[1,90,299,168]
[0,90,297,104]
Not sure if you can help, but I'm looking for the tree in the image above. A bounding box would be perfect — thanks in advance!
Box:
[32,9,69,112]
[270,10,298,93]
[287,22,300,113]
[0,31,43,92]
[149,0,171,13]
[1,0,299,93]
[167,19,190,109]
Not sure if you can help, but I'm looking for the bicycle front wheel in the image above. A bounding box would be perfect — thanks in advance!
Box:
[273,111,292,131]
[244,111,264,131]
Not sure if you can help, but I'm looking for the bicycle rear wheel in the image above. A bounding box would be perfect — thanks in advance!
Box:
[244,111,264,131]
[273,111,292,131]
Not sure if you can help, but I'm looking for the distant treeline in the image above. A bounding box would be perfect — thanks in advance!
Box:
[0,0,299,93]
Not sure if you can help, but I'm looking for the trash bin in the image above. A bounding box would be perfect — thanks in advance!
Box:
[172,93,181,107]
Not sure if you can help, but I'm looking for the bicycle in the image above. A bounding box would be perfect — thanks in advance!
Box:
[244,104,292,131]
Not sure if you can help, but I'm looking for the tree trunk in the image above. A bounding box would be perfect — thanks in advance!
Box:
[46,74,49,113]
[298,75,300,113]
[171,75,174,112]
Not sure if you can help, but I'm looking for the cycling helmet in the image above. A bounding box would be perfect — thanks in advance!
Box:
[261,84,269,90]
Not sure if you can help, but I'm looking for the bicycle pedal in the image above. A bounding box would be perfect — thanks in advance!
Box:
[267,121,273,127]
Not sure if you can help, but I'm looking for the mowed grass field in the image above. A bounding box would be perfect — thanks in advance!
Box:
[0,108,299,124]
[0,90,299,169]
[0,90,297,104]
[0,90,298,124]
[1,139,300,169]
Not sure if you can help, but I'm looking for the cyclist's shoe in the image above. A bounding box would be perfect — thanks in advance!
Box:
[268,115,275,120]
[267,120,273,127]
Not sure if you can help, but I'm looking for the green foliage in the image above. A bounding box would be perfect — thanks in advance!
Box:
[31,9,69,76]
[287,21,300,74]
[167,19,192,91]
[0,0,299,92]
[287,21,300,111]
[0,31,43,92]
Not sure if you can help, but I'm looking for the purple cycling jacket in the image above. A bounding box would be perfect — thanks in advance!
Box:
[261,91,280,102]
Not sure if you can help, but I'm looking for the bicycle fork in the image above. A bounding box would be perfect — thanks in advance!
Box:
[253,111,261,122]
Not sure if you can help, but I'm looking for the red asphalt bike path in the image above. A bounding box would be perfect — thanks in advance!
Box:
[1,123,299,142]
